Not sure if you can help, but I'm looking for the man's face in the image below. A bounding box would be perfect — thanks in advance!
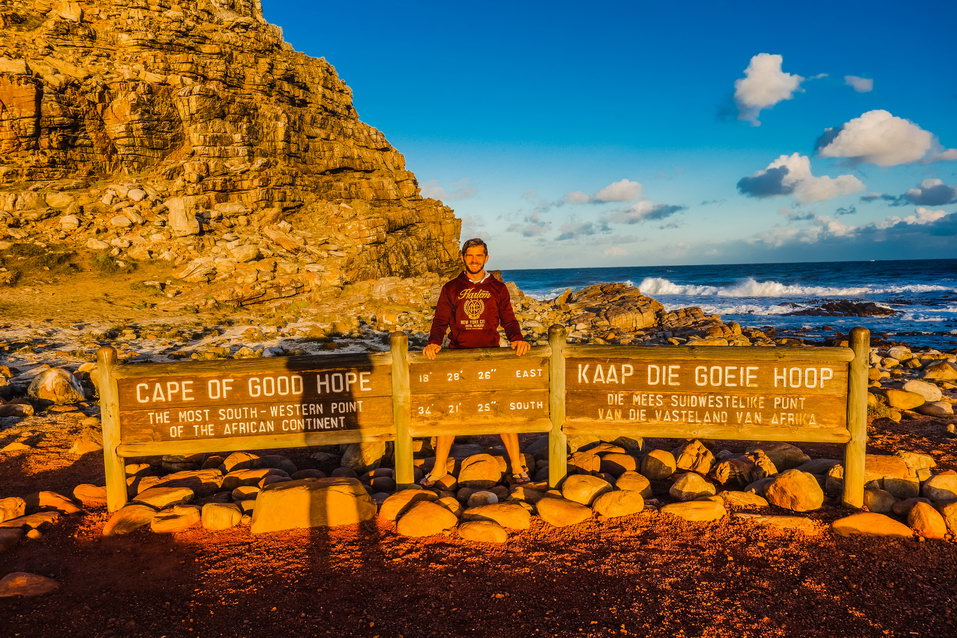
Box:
[462,246,489,275]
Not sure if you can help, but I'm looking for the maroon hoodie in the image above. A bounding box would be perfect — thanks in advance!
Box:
[428,272,525,349]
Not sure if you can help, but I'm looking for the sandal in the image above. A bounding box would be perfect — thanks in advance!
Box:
[419,472,447,488]
[510,469,531,485]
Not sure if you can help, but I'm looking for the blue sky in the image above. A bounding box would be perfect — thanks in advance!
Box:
[264,1,957,268]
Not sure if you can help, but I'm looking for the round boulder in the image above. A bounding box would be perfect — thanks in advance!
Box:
[457,520,508,544]
[27,368,85,404]
[615,471,652,497]
[765,470,824,512]
[458,454,503,488]
[536,496,592,527]
[908,501,947,539]
[922,472,957,502]
[592,490,644,518]
[641,449,677,480]
[396,500,458,537]
[669,472,716,501]
[831,512,913,538]
[561,474,612,506]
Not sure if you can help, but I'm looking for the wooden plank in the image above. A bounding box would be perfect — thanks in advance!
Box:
[548,325,568,487]
[409,417,552,437]
[97,346,128,512]
[411,389,548,424]
[406,345,550,364]
[391,332,414,487]
[117,428,395,457]
[563,421,851,444]
[118,395,394,444]
[409,355,548,393]
[566,344,854,363]
[843,327,870,508]
[112,352,392,379]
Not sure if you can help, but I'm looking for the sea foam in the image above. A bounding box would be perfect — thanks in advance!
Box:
[638,277,953,298]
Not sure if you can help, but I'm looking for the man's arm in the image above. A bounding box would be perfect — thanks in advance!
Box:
[497,285,528,355]
[425,284,453,359]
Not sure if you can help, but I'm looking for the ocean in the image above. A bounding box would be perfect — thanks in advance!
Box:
[503,259,957,350]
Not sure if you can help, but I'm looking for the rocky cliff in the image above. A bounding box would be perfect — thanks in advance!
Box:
[0,0,461,303]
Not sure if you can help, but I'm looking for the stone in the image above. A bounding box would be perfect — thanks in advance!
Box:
[718,491,769,509]
[896,451,936,477]
[0,528,24,552]
[509,485,548,504]
[341,442,388,471]
[922,472,957,502]
[458,520,508,543]
[166,198,200,236]
[893,497,931,517]
[202,503,243,530]
[73,484,107,508]
[735,514,820,534]
[923,361,957,381]
[151,505,201,533]
[250,478,376,534]
[536,496,592,527]
[660,500,727,522]
[102,504,157,535]
[908,502,947,539]
[0,403,33,418]
[396,501,459,537]
[826,455,919,500]
[641,449,677,479]
[458,454,503,488]
[150,469,223,496]
[437,496,462,517]
[917,401,953,417]
[902,379,943,403]
[466,491,499,508]
[938,501,957,535]
[378,488,438,521]
[26,367,85,404]
[133,487,194,509]
[222,451,262,473]
[0,512,61,530]
[463,503,531,530]
[831,513,913,538]
[713,458,754,487]
[221,468,285,490]
[885,389,925,410]
[69,428,103,455]
[561,474,613,506]
[764,470,824,512]
[592,490,644,518]
[0,572,60,597]
[745,442,810,471]
[0,497,26,523]
[599,453,637,477]
[615,471,652,497]
[673,440,714,475]
[863,488,896,514]
[567,450,601,474]
[34,491,81,514]
[669,473,716,501]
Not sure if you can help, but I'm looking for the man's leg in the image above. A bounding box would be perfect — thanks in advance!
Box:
[424,435,455,484]
[499,433,527,477]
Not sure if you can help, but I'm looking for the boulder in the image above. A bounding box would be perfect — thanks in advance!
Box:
[712,458,754,488]
[917,402,953,417]
[0,528,24,552]
[796,458,841,475]
[673,440,714,475]
[764,470,824,512]
[201,503,243,530]
[102,504,157,535]
[745,442,809,471]
[396,501,458,537]
[567,450,601,474]
[938,501,957,535]
[600,453,637,477]
[735,513,820,534]
[26,368,85,404]
[378,489,438,522]
[923,361,957,381]
[863,488,896,514]
[592,490,644,518]
[640,449,676,479]
[718,491,769,509]
[826,455,918,500]
[341,442,388,471]
[922,472,957,502]
[660,500,727,522]
[457,520,508,543]
[32,491,80,514]
[536,497,592,527]
[561,474,612,506]
[463,503,531,530]
[615,471,652,497]
[457,454,503,488]
[0,497,26,523]
[669,473,716,501]
[250,478,376,534]
[885,389,925,410]
[831,513,913,538]
[902,379,943,403]
[907,502,947,539]
[151,505,201,533]
[0,572,60,597]
[466,491,499,508]
[133,486,194,509]
[221,452,262,473]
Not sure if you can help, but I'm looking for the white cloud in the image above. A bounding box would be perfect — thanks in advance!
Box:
[844,75,873,93]
[603,246,629,257]
[754,208,954,247]
[606,201,685,224]
[817,110,957,166]
[420,178,476,201]
[734,53,804,125]
[873,206,949,229]
[562,190,591,204]
[737,153,864,203]
[506,211,550,237]
[594,178,642,202]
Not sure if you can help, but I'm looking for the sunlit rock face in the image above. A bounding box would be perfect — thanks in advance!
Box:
[0,0,461,291]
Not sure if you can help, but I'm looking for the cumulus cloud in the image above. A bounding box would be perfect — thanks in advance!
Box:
[737,153,865,203]
[555,219,610,241]
[754,207,955,248]
[605,201,685,224]
[734,53,804,125]
[817,110,957,166]
[562,190,591,204]
[561,179,643,205]
[844,75,873,93]
[420,178,476,201]
[904,178,957,206]
[506,211,550,237]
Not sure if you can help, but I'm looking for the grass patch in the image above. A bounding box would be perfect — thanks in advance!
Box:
[0,242,81,282]
[90,254,137,274]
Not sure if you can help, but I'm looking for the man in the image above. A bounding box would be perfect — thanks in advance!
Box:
[421,237,531,486]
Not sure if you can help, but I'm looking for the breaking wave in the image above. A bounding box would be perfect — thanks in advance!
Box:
[638,277,953,298]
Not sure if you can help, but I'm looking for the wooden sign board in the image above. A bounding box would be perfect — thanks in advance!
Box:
[407,351,550,435]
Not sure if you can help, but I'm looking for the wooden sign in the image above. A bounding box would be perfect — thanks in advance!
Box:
[407,350,550,435]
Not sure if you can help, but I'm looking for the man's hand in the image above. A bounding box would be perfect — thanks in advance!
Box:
[511,340,530,356]
[423,343,442,360]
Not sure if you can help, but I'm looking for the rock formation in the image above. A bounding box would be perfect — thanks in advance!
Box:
[0,0,461,302]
